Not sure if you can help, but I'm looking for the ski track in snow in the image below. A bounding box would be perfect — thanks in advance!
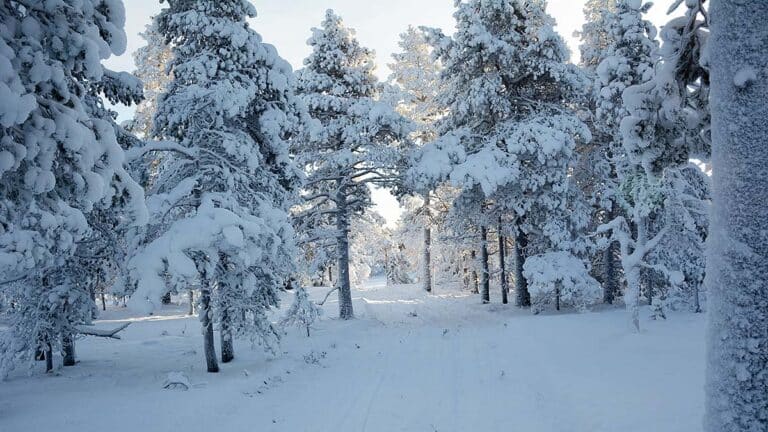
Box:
[0,277,705,432]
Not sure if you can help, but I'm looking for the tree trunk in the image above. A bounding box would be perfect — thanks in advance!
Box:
[328,266,333,284]
[335,182,354,320]
[100,291,106,311]
[514,225,530,307]
[199,281,219,373]
[188,290,194,316]
[693,282,702,314]
[480,226,490,303]
[498,222,508,305]
[706,3,768,430]
[423,193,433,293]
[62,334,75,366]
[220,307,234,363]
[470,250,479,294]
[44,338,53,373]
[603,206,619,304]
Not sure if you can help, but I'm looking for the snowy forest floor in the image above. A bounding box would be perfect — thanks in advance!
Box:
[0,277,705,432]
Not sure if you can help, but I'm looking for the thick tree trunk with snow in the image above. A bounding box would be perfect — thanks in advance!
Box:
[498,223,508,305]
[514,226,530,307]
[705,2,768,430]
[423,194,432,293]
[199,282,219,373]
[335,183,354,320]
[62,334,75,366]
[220,308,234,363]
[480,226,490,303]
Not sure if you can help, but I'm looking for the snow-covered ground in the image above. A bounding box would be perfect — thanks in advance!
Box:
[0,277,705,432]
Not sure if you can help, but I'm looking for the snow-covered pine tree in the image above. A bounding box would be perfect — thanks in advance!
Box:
[0,0,147,376]
[124,19,174,190]
[280,286,321,337]
[128,0,303,372]
[389,26,445,293]
[414,0,590,306]
[577,0,618,73]
[53,53,147,367]
[575,0,624,305]
[705,1,768,430]
[293,10,411,319]
[591,0,683,330]
[648,164,709,315]
[626,0,710,177]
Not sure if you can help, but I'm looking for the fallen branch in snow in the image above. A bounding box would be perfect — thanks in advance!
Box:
[75,322,131,339]
[316,286,339,306]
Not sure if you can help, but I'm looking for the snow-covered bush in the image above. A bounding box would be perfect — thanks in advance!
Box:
[523,252,602,314]
[280,287,322,337]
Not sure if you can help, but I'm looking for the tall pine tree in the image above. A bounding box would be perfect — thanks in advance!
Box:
[293,10,411,319]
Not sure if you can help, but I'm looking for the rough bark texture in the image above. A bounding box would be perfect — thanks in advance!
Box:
[480,227,490,303]
[423,194,432,293]
[62,334,75,366]
[498,224,508,305]
[705,2,768,430]
[335,182,354,320]
[200,284,219,373]
[514,227,530,307]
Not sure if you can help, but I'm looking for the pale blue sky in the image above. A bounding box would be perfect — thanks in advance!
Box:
[108,0,678,227]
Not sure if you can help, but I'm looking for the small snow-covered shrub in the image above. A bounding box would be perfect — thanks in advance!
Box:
[280,287,322,337]
[523,252,601,313]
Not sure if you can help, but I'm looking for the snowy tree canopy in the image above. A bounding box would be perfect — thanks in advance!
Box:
[128,0,303,326]
[0,0,146,280]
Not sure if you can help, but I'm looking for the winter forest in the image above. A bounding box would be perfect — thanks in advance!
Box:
[0,0,765,431]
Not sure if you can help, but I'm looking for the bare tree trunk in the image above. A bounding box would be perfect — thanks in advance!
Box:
[335,181,354,320]
[498,221,508,305]
[220,307,234,363]
[705,3,768,430]
[603,206,619,304]
[100,291,106,311]
[514,224,530,307]
[199,276,219,373]
[472,251,479,294]
[423,193,433,293]
[44,337,53,373]
[188,290,194,316]
[480,226,490,303]
[62,334,75,366]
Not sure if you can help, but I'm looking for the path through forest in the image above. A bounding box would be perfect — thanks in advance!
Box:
[0,277,705,432]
